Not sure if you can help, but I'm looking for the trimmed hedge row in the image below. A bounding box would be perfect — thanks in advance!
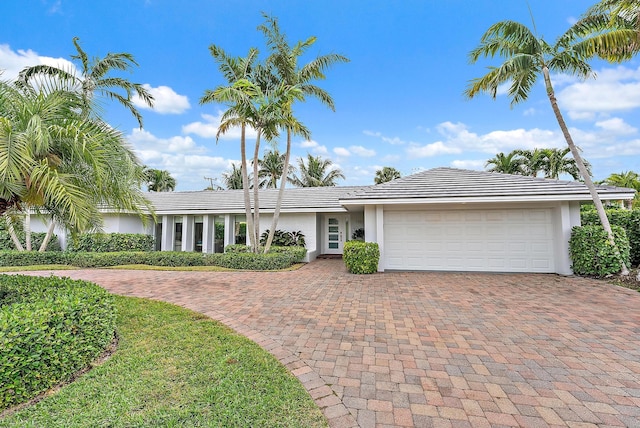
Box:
[343,241,380,274]
[581,208,640,265]
[0,275,115,410]
[569,225,631,277]
[67,233,154,252]
[0,247,307,270]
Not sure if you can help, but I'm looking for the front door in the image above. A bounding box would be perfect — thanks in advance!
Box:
[324,215,347,254]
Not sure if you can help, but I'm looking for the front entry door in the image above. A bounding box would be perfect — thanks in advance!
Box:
[324,215,347,254]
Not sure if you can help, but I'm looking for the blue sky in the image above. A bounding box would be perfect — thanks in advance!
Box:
[1,0,639,190]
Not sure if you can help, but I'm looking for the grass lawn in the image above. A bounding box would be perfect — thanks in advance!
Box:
[0,265,76,272]
[0,296,327,428]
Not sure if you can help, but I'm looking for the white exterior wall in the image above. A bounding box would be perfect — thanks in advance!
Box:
[258,212,318,262]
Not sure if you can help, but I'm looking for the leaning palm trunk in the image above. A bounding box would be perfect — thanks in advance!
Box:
[4,213,24,251]
[39,220,56,252]
[264,128,292,253]
[252,130,262,253]
[543,67,629,276]
[240,124,257,252]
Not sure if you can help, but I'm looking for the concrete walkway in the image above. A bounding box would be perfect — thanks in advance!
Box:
[22,260,640,427]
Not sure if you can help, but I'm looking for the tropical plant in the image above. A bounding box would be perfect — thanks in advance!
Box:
[258,148,295,188]
[374,166,401,184]
[17,37,153,128]
[465,18,630,275]
[485,152,525,175]
[517,148,586,180]
[144,168,177,192]
[290,154,345,187]
[222,163,250,190]
[259,14,348,252]
[0,75,151,251]
[601,171,640,208]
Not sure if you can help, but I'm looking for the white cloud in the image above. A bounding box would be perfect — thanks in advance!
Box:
[298,140,328,155]
[0,44,75,80]
[333,147,351,157]
[594,117,637,136]
[132,84,190,114]
[450,159,485,170]
[406,141,461,158]
[182,112,257,140]
[363,130,405,145]
[350,145,376,157]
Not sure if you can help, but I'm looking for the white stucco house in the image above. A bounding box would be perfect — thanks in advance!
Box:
[32,168,635,275]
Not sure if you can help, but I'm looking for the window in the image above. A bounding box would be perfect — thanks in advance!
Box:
[174,217,183,251]
[194,216,203,252]
[214,215,225,253]
[234,215,246,245]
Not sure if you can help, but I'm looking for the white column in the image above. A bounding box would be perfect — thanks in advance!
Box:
[182,215,194,252]
[376,205,385,272]
[224,214,234,249]
[201,215,214,254]
[555,202,577,276]
[161,215,174,251]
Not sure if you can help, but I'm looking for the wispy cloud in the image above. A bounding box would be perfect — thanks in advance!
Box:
[132,84,190,114]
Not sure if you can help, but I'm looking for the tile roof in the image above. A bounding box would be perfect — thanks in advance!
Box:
[145,186,367,214]
[339,168,635,203]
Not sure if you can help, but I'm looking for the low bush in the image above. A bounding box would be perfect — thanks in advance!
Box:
[0,247,307,270]
[0,231,61,252]
[581,208,640,265]
[67,233,154,253]
[0,275,115,410]
[569,225,631,277]
[343,241,380,274]
[259,230,306,247]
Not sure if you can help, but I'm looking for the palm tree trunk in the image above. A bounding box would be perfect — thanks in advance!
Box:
[264,128,292,253]
[4,213,24,251]
[252,130,262,253]
[39,219,56,252]
[25,210,32,251]
[543,67,629,276]
[240,124,256,252]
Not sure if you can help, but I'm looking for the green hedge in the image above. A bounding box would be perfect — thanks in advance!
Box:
[0,275,115,409]
[0,247,307,270]
[343,241,380,274]
[569,225,631,277]
[67,233,154,252]
[581,208,640,265]
[0,231,61,252]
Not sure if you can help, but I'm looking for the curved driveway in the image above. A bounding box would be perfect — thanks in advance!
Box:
[25,260,640,427]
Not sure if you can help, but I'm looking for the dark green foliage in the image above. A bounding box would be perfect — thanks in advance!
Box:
[0,247,306,270]
[343,241,380,274]
[0,232,61,252]
[259,229,306,247]
[569,225,631,277]
[67,233,154,252]
[351,228,364,241]
[224,244,251,253]
[581,208,640,265]
[0,275,115,409]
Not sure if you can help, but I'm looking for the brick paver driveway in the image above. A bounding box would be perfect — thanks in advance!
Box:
[25,259,640,427]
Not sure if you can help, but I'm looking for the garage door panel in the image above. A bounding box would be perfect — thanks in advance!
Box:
[384,208,555,273]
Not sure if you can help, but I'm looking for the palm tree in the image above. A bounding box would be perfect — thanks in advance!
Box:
[17,37,153,128]
[485,152,526,175]
[374,167,402,184]
[465,18,630,275]
[580,1,640,61]
[222,163,247,190]
[0,77,151,251]
[201,46,261,251]
[259,14,348,252]
[290,154,345,187]
[515,148,587,180]
[258,148,295,188]
[144,168,177,192]
[602,170,640,208]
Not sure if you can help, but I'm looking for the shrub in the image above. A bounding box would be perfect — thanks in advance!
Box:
[0,275,115,409]
[224,244,251,253]
[581,208,640,265]
[259,230,306,247]
[0,250,69,266]
[67,233,154,253]
[569,225,631,277]
[351,228,365,241]
[343,241,380,274]
[0,231,61,252]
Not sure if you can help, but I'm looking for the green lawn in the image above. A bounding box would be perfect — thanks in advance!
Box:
[0,296,327,428]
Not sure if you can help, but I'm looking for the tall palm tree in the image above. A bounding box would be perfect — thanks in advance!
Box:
[374,167,402,184]
[485,152,526,175]
[515,148,587,180]
[465,18,630,275]
[201,46,261,251]
[0,77,151,250]
[259,14,348,251]
[17,37,153,128]
[258,148,295,188]
[290,154,345,187]
[144,168,177,192]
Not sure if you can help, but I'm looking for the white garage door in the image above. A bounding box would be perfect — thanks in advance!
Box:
[384,208,555,273]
